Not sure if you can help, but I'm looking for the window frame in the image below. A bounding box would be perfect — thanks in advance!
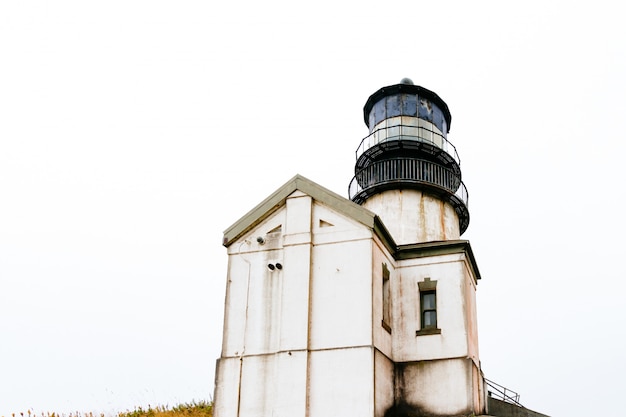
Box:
[416,278,441,336]
[381,263,392,333]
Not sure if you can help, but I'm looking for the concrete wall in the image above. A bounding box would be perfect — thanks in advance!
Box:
[487,398,550,417]
[395,358,481,416]
[309,238,372,349]
[392,254,474,362]
[374,349,394,417]
[383,251,484,415]
[362,189,460,245]
[372,238,394,358]
[308,347,375,416]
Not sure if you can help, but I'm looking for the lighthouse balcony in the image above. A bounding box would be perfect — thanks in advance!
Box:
[349,158,469,233]
[355,123,461,175]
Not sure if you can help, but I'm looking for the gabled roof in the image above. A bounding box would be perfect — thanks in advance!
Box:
[222,174,394,249]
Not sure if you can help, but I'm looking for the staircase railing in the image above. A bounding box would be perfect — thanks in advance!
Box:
[485,378,523,407]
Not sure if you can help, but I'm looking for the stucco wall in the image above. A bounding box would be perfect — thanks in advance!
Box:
[487,398,550,417]
[308,347,375,417]
[374,349,395,417]
[395,358,479,416]
[393,255,472,362]
[310,239,373,349]
[372,238,394,357]
[362,189,460,245]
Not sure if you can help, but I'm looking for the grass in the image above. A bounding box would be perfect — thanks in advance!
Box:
[2,401,213,417]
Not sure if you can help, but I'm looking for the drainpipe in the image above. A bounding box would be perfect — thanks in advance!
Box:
[235,240,252,417]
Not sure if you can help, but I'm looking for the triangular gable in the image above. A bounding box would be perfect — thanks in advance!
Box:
[222,174,393,248]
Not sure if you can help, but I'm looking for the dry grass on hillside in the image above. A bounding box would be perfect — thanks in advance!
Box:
[2,401,213,417]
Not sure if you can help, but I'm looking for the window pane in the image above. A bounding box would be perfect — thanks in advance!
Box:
[386,95,401,118]
[424,311,437,327]
[422,293,436,309]
[402,94,417,116]
[383,278,391,325]
[418,98,433,121]
[374,100,386,126]
[369,109,376,130]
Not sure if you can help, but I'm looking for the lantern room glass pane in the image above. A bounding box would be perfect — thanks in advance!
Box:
[402,94,418,116]
[373,100,386,127]
[369,109,376,130]
[418,98,433,121]
[432,105,445,133]
[386,95,401,118]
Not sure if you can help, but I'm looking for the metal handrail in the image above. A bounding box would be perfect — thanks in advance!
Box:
[355,124,461,166]
[348,158,468,208]
[484,378,522,407]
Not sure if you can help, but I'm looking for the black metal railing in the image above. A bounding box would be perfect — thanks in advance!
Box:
[356,124,461,166]
[485,378,522,407]
[349,158,466,201]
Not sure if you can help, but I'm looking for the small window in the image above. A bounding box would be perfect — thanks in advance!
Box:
[421,291,437,329]
[382,263,391,333]
[416,278,441,336]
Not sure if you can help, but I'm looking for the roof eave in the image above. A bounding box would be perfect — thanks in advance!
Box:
[222,174,379,247]
[395,239,482,281]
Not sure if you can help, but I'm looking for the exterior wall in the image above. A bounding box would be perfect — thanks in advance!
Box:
[396,358,479,416]
[393,254,473,362]
[215,190,378,417]
[374,349,395,417]
[213,358,240,417]
[308,347,375,417]
[362,189,460,245]
[372,237,394,358]
[214,351,308,417]
[371,238,395,417]
[309,238,372,349]
[463,257,480,365]
[487,398,550,417]
[386,252,484,415]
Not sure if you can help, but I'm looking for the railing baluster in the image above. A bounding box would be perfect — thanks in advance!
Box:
[356,124,460,166]
[349,158,468,232]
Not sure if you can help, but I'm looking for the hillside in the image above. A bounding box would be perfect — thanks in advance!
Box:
[2,401,212,417]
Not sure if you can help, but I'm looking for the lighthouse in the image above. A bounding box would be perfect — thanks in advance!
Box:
[213,80,547,417]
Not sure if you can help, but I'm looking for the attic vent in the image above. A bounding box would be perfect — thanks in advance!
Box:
[319,219,334,228]
[268,225,282,234]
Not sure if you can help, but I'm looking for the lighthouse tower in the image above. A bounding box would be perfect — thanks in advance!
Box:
[349,79,484,416]
[214,80,488,417]
[350,77,469,244]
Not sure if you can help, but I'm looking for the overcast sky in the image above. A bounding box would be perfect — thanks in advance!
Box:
[1,1,625,416]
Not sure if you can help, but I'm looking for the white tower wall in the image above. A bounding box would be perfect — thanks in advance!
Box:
[362,189,460,245]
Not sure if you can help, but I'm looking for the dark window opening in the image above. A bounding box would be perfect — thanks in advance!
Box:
[382,263,391,333]
[421,291,437,329]
[416,278,441,336]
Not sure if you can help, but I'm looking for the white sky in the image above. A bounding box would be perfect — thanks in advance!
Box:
[1,1,624,416]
